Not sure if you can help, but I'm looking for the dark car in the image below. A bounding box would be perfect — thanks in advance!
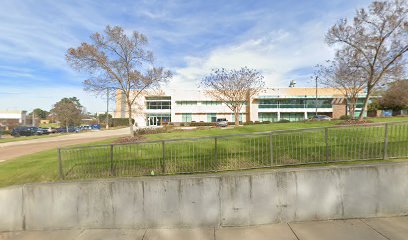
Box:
[56,127,81,133]
[11,126,36,137]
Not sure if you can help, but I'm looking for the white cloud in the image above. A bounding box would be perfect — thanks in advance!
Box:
[170,20,335,89]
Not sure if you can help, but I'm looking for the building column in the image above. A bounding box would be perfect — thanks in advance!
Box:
[304,111,308,120]
[277,112,281,121]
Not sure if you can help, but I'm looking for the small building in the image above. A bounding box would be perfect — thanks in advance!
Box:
[0,110,27,129]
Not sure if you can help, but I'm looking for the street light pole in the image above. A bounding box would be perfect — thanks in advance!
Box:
[315,76,318,116]
[106,87,109,129]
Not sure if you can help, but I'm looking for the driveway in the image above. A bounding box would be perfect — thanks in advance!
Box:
[0,128,129,162]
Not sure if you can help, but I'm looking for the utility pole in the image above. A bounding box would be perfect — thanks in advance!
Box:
[106,87,109,129]
[315,76,318,116]
[32,110,35,127]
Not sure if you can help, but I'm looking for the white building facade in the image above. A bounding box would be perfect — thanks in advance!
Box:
[115,88,366,127]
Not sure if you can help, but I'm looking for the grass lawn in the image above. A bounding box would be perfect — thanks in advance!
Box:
[0,117,407,188]
[0,138,116,188]
[146,116,408,141]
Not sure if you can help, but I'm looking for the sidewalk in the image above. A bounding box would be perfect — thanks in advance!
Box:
[1,216,407,240]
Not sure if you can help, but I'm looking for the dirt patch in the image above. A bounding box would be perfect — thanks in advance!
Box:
[113,135,146,144]
[336,120,374,125]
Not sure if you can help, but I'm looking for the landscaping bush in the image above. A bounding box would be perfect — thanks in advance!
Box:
[339,115,352,120]
[134,127,168,135]
[277,119,290,123]
[0,130,10,135]
[190,122,216,127]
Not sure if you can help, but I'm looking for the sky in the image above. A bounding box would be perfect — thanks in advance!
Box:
[0,0,372,113]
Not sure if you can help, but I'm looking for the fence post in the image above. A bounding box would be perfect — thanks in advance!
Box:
[325,128,329,162]
[214,137,218,165]
[110,144,115,176]
[58,148,64,180]
[162,141,166,174]
[383,123,389,160]
[269,132,273,167]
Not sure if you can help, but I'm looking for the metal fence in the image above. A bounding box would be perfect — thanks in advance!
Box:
[58,121,408,180]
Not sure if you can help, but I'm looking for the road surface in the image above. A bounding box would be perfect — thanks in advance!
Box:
[0,128,129,162]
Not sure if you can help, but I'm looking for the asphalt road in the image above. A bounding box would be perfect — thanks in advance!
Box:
[0,128,130,162]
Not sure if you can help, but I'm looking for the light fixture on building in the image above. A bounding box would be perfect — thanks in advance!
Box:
[289,80,296,88]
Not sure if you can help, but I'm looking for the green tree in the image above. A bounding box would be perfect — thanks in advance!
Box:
[51,97,83,131]
[380,80,408,110]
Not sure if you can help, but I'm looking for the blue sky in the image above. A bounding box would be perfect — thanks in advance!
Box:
[0,0,372,113]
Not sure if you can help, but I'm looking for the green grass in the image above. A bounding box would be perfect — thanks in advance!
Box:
[1,117,407,188]
[0,138,117,188]
[60,119,408,179]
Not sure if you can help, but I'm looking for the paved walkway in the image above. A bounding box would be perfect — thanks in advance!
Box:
[1,216,407,240]
[0,128,129,162]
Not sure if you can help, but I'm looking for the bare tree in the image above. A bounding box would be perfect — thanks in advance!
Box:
[380,79,408,110]
[66,25,172,135]
[51,97,83,132]
[326,0,408,120]
[316,48,367,118]
[200,67,264,126]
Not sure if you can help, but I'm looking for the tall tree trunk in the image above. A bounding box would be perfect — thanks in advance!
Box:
[358,89,371,121]
[66,120,69,133]
[127,102,134,136]
[234,110,239,126]
[349,97,356,119]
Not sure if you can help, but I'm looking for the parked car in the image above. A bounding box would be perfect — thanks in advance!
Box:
[11,126,36,137]
[55,127,81,133]
[310,115,332,121]
[216,118,228,127]
[91,124,101,130]
[47,127,57,134]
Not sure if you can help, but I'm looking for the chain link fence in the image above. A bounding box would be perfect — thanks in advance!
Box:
[58,121,408,180]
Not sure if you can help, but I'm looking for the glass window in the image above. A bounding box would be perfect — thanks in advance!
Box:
[182,113,192,122]
[176,101,198,106]
[305,99,332,108]
[280,112,305,122]
[146,101,171,109]
[258,99,278,108]
[258,113,278,122]
[231,113,244,123]
[202,101,222,106]
[207,113,216,122]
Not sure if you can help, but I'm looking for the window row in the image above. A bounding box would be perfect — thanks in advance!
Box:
[146,101,171,109]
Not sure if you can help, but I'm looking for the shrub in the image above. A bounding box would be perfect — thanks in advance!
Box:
[0,130,10,135]
[277,119,290,123]
[134,127,168,135]
[339,115,352,120]
[190,122,216,127]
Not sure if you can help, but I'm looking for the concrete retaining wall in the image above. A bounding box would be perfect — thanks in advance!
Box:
[1,162,408,231]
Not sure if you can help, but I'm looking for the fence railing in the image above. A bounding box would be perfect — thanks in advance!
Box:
[58,121,408,180]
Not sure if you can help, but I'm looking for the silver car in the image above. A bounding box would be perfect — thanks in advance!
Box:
[310,115,332,121]
[216,118,228,127]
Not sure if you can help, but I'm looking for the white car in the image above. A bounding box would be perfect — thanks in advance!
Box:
[216,118,228,127]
